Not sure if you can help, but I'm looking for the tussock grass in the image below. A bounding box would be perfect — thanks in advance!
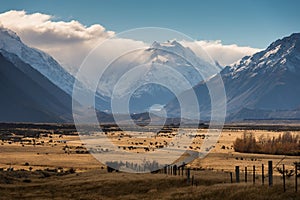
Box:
[0,169,298,200]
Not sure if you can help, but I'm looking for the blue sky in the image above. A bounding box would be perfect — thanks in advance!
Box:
[1,0,299,48]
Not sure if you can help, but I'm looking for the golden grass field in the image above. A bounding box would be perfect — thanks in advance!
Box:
[0,124,299,199]
[0,169,299,200]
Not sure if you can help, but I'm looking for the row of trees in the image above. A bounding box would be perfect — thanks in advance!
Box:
[234,131,299,156]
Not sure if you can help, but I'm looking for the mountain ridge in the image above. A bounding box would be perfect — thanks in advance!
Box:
[0,51,73,122]
[0,27,111,112]
[2,26,300,122]
[166,32,300,121]
[98,39,220,113]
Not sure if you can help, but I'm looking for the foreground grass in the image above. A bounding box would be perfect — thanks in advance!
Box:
[171,184,299,200]
[0,169,298,200]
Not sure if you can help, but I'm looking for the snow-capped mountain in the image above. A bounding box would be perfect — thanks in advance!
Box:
[97,40,219,113]
[0,27,110,111]
[1,28,217,114]
[166,33,300,120]
[0,48,73,122]
[224,32,300,120]
[147,40,218,84]
[0,28,75,95]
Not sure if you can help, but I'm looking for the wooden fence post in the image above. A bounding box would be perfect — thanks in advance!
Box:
[283,164,286,192]
[262,164,264,185]
[268,161,273,187]
[295,163,298,192]
[253,165,256,185]
[245,167,247,183]
[235,166,240,183]
[182,163,185,176]
[187,168,190,183]
[173,165,177,176]
[230,172,233,183]
[191,175,194,186]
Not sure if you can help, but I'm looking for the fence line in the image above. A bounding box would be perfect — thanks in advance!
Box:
[157,160,299,192]
[231,161,299,192]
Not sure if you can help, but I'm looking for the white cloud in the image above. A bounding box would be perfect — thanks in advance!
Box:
[183,40,261,66]
[0,10,261,73]
[0,10,114,42]
[0,10,146,74]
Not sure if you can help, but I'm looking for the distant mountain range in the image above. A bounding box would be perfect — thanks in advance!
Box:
[1,27,300,122]
[97,40,219,113]
[0,28,110,113]
[167,33,300,121]
[0,48,73,122]
[0,27,113,122]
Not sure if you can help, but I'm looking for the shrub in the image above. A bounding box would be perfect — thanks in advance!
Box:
[68,168,76,174]
[234,131,299,156]
[22,179,32,183]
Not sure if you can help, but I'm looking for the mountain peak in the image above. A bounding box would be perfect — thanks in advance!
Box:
[0,27,76,95]
[0,27,21,42]
[0,27,22,52]
[150,40,183,49]
[263,33,300,58]
[148,40,197,60]
[270,32,300,47]
[167,32,300,121]
[151,41,160,48]
[229,32,300,76]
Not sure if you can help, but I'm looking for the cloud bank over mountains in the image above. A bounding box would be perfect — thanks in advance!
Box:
[188,40,261,66]
[0,10,261,73]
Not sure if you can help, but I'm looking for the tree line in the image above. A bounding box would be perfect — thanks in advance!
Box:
[234,131,299,156]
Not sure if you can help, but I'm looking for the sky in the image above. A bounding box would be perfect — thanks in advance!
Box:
[1,0,299,48]
[0,0,299,71]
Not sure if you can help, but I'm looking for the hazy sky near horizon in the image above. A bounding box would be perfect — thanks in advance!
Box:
[1,0,300,49]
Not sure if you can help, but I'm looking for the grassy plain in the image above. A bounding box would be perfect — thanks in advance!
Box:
[0,123,299,199]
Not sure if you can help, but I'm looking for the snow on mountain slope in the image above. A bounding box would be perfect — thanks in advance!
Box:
[147,40,218,84]
[222,33,300,118]
[0,50,74,122]
[228,33,300,79]
[95,40,220,112]
[166,33,300,120]
[0,27,110,111]
[0,27,75,95]
[0,27,220,114]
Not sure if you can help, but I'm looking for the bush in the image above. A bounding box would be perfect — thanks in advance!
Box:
[22,179,32,183]
[67,168,76,174]
[234,131,299,156]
